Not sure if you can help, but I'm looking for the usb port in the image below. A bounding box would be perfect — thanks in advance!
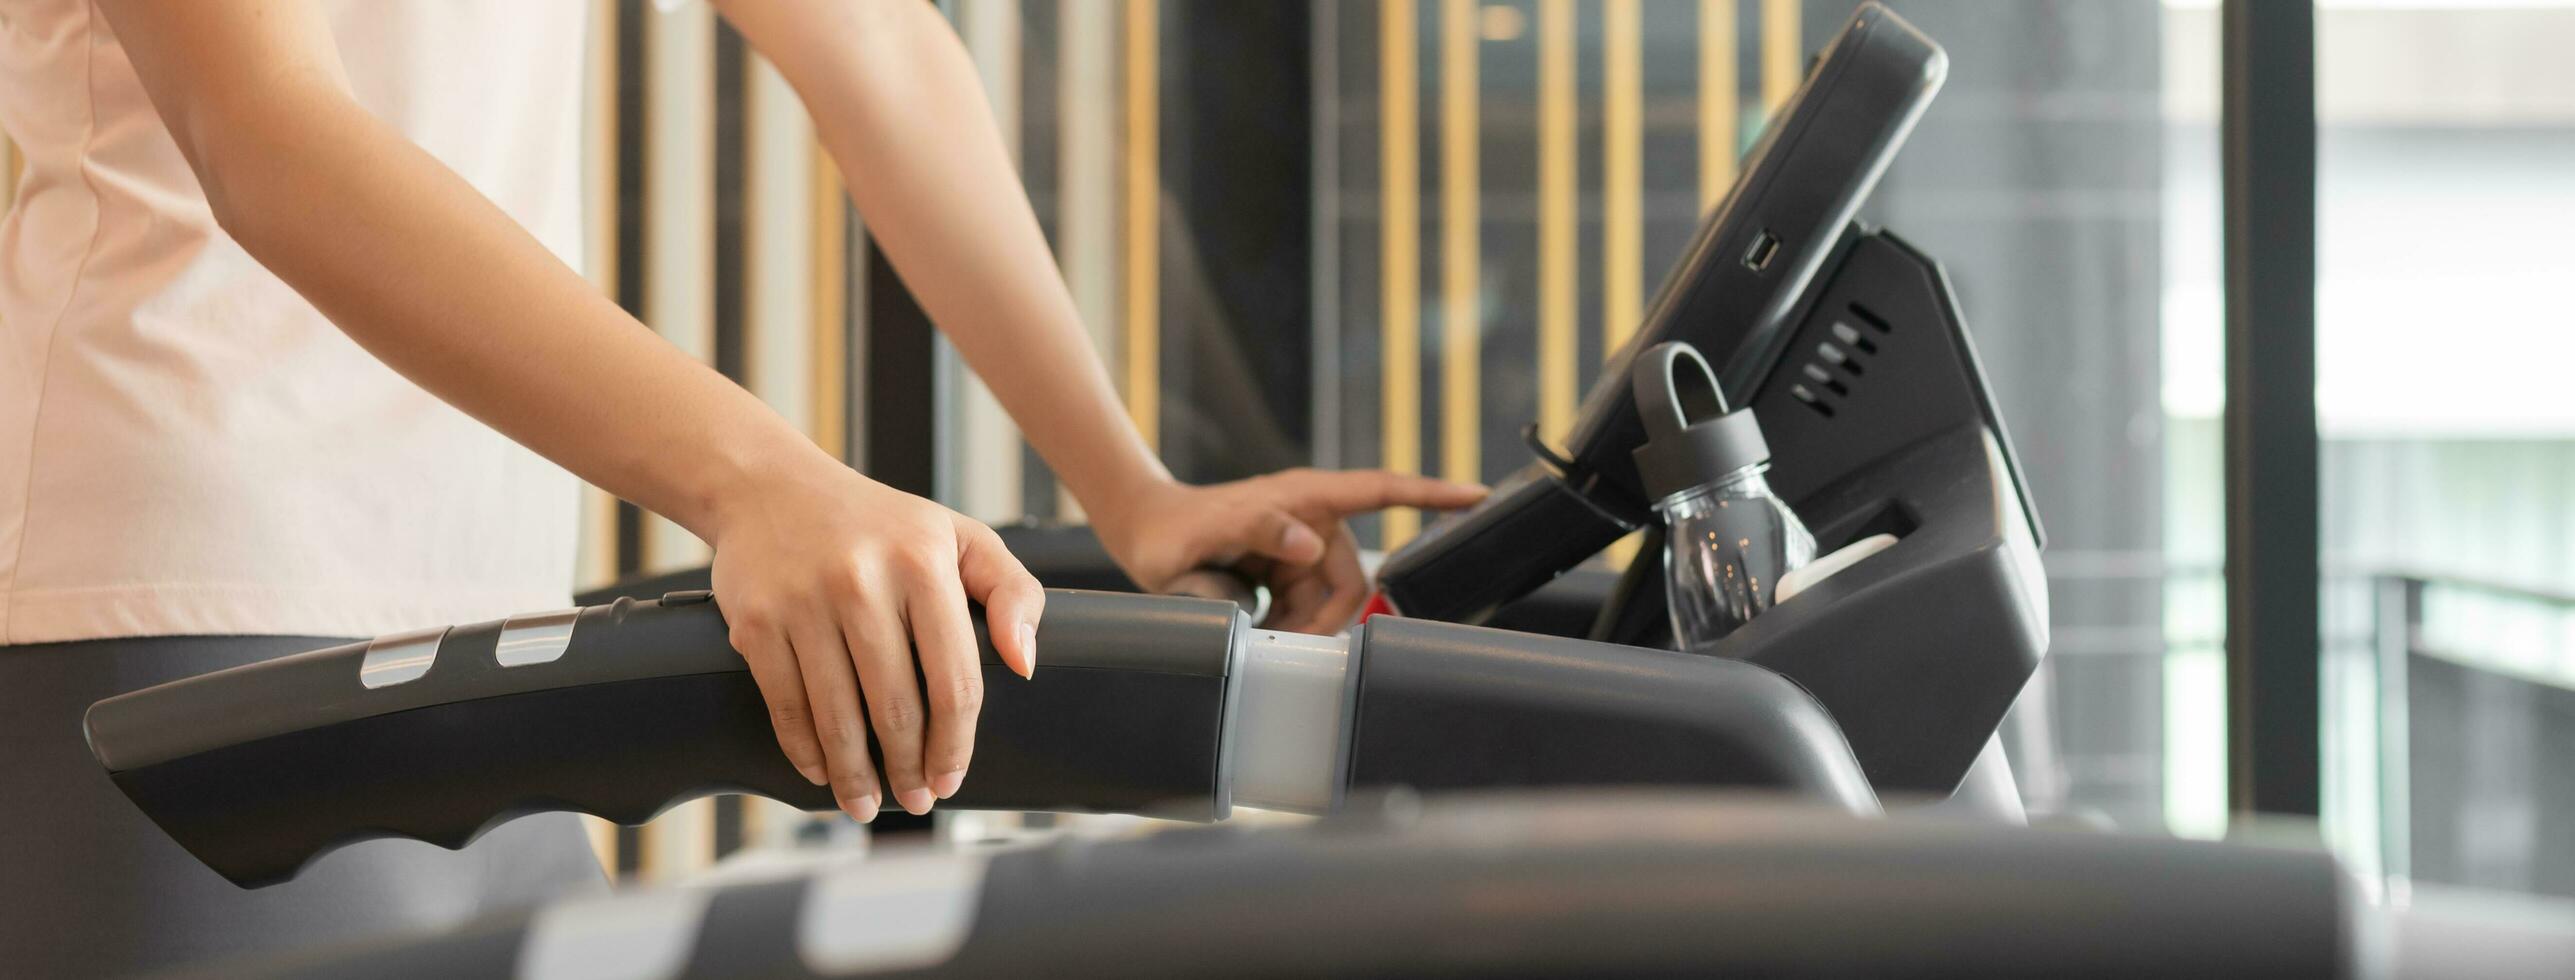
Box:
[1743,230,1782,272]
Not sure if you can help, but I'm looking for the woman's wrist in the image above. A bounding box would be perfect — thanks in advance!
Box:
[670,431,858,549]
[1072,464,1185,559]
[1049,444,1176,530]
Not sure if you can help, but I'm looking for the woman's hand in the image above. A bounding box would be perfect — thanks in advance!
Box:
[1090,470,1487,633]
[705,462,1044,824]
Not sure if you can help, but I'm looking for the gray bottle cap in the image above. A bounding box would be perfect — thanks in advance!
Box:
[1629,342,1772,503]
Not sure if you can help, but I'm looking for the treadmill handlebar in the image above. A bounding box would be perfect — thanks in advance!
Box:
[88,591,1877,888]
[86,590,1255,886]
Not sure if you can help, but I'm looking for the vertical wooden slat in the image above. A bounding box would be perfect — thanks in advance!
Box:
[576,0,623,876]
[1439,0,1480,487]
[1537,0,1578,443]
[1058,0,1120,519]
[577,0,622,594]
[713,30,748,386]
[584,812,618,880]
[1121,0,1160,451]
[1759,0,1800,117]
[1699,0,1740,212]
[1603,0,1641,357]
[641,0,717,572]
[637,0,717,880]
[1380,0,1423,546]
[812,147,850,462]
[745,53,815,433]
[1603,0,1644,568]
[957,0,1027,523]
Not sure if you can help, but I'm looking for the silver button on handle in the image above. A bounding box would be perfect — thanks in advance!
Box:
[359,626,449,689]
[495,609,583,667]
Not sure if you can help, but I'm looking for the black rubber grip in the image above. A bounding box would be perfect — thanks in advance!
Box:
[88,590,1243,886]
[1347,617,1880,813]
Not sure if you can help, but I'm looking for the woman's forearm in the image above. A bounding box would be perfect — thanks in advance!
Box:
[717,0,1173,514]
[238,106,832,541]
[111,3,832,543]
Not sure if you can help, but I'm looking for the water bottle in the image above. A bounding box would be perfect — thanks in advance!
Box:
[1629,342,1816,653]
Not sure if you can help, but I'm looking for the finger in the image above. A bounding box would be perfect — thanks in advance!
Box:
[956,518,1045,679]
[1222,509,1327,568]
[907,576,984,802]
[725,612,827,787]
[1305,523,1372,631]
[787,615,880,822]
[1268,566,1333,633]
[845,597,933,816]
[1284,469,1487,517]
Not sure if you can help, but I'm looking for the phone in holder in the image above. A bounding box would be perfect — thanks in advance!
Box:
[1375,2,1947,624]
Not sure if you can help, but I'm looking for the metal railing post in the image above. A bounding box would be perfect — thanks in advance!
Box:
[2372,574,2424,890]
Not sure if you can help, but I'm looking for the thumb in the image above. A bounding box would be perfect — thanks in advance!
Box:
[955,519,1044,679]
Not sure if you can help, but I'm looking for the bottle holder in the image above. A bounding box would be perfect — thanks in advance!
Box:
[1682,228,2048,797]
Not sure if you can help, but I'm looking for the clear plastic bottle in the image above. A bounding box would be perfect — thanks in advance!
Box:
[1628,341,1816,654]
[1656,464,1816,653]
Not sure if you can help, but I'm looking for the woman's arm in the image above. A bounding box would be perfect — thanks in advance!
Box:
[712,0,1158,514]
[718,0,1484,630]
[97,0,1037,822]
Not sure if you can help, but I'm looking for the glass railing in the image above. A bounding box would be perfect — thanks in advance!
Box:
[2025,561,2572,902]
[2368,572,2575,901]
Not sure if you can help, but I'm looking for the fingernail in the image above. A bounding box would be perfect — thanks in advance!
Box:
[1017,623,1038,678]
[896,787,935,816]
[797,762,827,786]
[932,769,965,800]
[841,793,879,823]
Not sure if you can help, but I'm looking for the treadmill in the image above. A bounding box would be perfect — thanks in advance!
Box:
[75,5,2575,977]
[129,792,2575,980]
